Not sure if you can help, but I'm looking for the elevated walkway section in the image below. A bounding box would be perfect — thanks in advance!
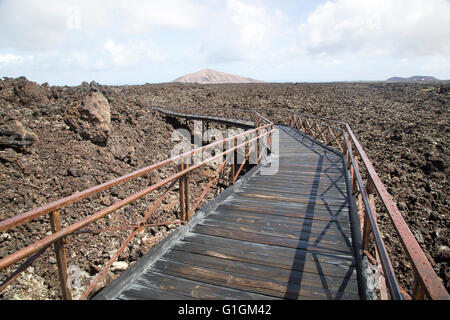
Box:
[95,125,363,300]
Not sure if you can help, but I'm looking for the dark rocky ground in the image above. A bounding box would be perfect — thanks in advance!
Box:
[0,77,448,299]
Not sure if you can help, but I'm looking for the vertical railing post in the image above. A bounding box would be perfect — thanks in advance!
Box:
[184,160,190,222]
[346,132,354,191]
[231,137,239,184]
[367,177,388,299]
[359,193,369,250]
[352,155,359,195]
[49,210,72,300]
[343,131,348,160]
[178,160,186,223]
[344,131,350,166]
[256,127,260,164]
[231,137,237,184]
[269,124,273,151]
[265,127,269,160]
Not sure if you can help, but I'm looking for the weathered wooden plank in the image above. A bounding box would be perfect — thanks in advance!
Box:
[217,204,350,222]
[151,259,358,300]
[191,224,353,255]
[119,283,197,300]
[232,191,349,208]
[197,218,352,248]
[268,165,344,173]
[163,250,358,293]
[249,176,347,188]
[135,271,275,300]
[210,209,351,229]
[181,233,354,262]
[220,199,350,218]
[254,167,345,176]
[195,217,352,247]
[204,213,352,238]
[239,185,348,201]
[172,241,356,279]
[245,180,348,194]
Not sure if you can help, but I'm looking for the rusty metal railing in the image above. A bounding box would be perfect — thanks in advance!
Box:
[282,112,449,300]
[0,115,274,300]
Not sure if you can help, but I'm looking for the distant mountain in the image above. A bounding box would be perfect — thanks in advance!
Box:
[173,69,264,84]
[386,76,440,82]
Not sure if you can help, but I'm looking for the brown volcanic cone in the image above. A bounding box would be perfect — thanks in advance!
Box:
[172,68,264,84]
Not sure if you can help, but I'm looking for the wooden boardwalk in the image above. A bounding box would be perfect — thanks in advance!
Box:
[95,125,362,300]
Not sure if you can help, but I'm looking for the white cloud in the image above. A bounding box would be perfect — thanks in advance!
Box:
[298,0,450,58]
[0,53,33,65]
[110,0,206,34]
[227,0,281,47]
[0,0,204,51]
[72,52,89,67]
[0,1,68,50]
[188,0,288,63]
[103,39,166,67]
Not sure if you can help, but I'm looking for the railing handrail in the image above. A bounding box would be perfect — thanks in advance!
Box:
[253,111,273,126]
[0,127,273,269]
[341,130,403,299]
[344,124,449,300]
[148,105,255,126]
[0,122,271,233]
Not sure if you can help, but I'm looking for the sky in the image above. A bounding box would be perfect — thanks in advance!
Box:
[0,0,449,85]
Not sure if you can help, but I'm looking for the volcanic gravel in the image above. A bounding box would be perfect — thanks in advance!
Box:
[0,78,448,299]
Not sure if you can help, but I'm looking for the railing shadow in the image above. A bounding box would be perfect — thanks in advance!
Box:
[280,126,355,300]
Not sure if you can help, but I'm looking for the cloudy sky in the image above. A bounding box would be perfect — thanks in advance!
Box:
[0,0,449,85]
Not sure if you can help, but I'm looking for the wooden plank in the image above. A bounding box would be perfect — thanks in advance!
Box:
[205,212,352,238]
[162,250,358,295]
[135,271,275,300]
[173,240,356,279]
[255,168,345,176]
[231,191,350,209]
[217,204,350,222]
[274,154,342,159]
[232,191,349,208]
[182,233,354,262]
[279,149,327,155]
[220,199,350,217]
[249,176,347,187]
[151,259,358,300]
[211,208,351,229]
[248,176,347,187]
[119,283,197,300]
[239,185,348,201]
[245,180,348,193]
[197,219,353,248]
[259,168,345,176]
[191,224,353,255]
[268,165,344,173]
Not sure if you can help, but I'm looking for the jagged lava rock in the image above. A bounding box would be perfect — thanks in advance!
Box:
[0,120,37,150]
[65,91,111,146]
